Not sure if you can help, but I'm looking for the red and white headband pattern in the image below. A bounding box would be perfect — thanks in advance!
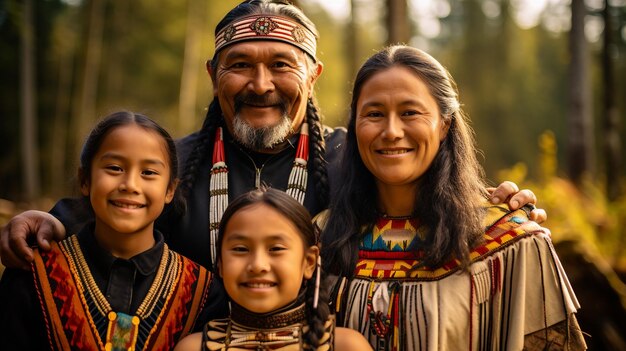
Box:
[215,15,317,61]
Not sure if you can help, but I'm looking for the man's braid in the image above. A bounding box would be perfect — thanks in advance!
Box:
[306,98,329,209]
[179,101,221,199]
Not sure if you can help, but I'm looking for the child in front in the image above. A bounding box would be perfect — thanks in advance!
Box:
[175,188,370,351]
[0,111,211,350]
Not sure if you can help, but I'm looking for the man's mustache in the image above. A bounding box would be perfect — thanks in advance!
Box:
[234,93,289,116]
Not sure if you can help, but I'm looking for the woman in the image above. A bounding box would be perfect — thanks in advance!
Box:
[321,45,585,351]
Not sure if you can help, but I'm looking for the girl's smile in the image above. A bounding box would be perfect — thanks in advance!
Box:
[81,124,176,258]
[219,203,317,314]
[109,199,146,209]
[241,279,277,290]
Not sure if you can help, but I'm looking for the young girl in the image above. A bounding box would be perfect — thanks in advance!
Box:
[0,111,211,350]
[175,188,371,351]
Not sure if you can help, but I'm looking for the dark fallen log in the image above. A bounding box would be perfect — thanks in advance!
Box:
[555,240,626,350]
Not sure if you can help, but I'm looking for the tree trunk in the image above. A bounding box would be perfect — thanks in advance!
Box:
[346,0,359,78]
[74,0,106,154]
[386,0,409,45]
[602,0,621,200]
[50,47,74,198]
[104,1,130,106]
[179,0,207,135]
[567,0,594,185]
[20,0,40,201]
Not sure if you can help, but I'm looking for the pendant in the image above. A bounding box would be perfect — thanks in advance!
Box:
[255,168,261,189]
[105,311,140,351]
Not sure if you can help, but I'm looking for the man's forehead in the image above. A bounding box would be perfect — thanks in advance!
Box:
[219,41,308,62]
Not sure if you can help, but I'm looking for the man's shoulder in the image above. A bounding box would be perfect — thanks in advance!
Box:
[322,125,346,158]
[175,131,205,166]
[322,125,346,141]
[175,131,203,153]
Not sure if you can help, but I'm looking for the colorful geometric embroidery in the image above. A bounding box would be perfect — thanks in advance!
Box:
[214,15,318,62]
[105,312,139,351]
[250,16,278,35]
[223,24,236,42]
[354,205,543,280]
[291,26,306,43]
[360,218,422,252]
[32,237,211,351]
[335,204,573,351]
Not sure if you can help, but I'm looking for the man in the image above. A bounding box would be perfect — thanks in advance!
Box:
[0,0,541,272]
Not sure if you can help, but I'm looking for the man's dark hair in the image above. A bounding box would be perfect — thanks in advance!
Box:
[179,0,329,209]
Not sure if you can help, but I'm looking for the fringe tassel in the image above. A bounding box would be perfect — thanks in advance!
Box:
[209,128,228,267]
[286,122,309,204]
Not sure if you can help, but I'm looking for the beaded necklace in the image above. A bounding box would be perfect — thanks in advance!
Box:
[59,235,181,350]
[203,297,335,350]
[208,123,310,266]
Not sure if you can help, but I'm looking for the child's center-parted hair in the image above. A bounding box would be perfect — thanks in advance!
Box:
[77,111,179,187]
[215,187,331,349]
[75,111,183,213]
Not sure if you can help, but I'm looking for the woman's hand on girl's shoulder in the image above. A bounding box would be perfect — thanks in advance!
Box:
[173,332,202,351]
[335,327,373,351]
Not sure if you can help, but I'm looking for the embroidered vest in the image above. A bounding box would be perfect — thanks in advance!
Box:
[32,236,211,351]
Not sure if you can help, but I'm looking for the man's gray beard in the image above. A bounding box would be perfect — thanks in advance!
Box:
[232,113,294,150]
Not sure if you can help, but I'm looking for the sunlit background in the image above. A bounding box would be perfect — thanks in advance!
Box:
[1,0,626,348]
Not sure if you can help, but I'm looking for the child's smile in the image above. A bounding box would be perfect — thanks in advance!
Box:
[82,124,175,258]
[219,203,317,314]
[242,279,277,289]
[109,199,146,209]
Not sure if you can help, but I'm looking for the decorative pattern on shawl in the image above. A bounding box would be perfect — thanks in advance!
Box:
[333,205,582,351]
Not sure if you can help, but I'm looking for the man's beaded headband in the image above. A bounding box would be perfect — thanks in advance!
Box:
[214,15,317,61]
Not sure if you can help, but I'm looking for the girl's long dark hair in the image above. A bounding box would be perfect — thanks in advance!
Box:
[179,0,329,209]
[322,46,487,277]
[216,188,330,349]
[78,111,183,212]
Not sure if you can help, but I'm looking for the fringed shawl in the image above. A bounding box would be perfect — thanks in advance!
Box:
[332,205,584,351]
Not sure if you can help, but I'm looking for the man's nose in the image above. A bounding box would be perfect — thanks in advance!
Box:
[249,65,275,95]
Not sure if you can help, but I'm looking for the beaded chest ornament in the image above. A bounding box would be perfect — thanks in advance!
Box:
[208,124,310,266]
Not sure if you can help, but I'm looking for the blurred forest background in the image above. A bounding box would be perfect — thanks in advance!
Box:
[1,0,626,348]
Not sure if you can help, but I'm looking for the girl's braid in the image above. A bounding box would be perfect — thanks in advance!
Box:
[302,267,331,349]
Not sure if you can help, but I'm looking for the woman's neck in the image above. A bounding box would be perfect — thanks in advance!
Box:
[375,182,418,217]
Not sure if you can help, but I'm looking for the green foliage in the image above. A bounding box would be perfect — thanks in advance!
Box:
[497,130,626,272]
[0,0,625,209]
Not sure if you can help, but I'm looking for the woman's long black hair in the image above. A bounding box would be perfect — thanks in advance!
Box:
[322,45,488,277]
